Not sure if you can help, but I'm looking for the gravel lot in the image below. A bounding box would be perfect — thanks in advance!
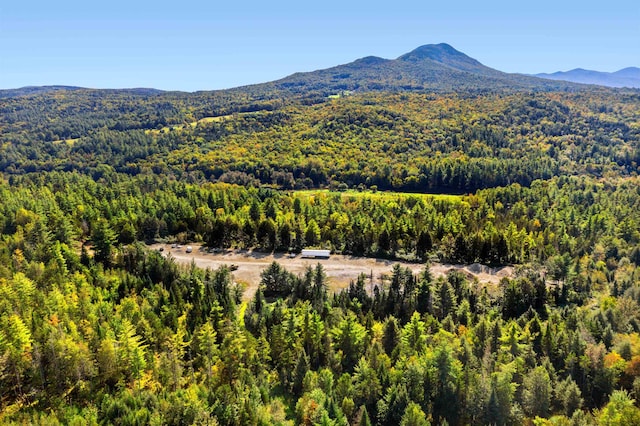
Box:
[150,243,513,300]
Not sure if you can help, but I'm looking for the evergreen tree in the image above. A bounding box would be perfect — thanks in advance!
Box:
[92,218,117,266]
[522,366,551,418]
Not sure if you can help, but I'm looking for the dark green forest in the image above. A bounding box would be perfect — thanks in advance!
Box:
[1,83,640,425]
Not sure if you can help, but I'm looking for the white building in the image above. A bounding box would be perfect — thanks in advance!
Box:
[300,249,331,259]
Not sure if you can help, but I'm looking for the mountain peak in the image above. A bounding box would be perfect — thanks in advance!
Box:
[352,56,389,66]
[614,67,640,77]
[396,43,495,76]
[398,43,477,64]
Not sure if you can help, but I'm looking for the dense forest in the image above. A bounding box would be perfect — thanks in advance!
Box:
[1,90,639,192]
[0,169,639,424]
[1,77,640,424]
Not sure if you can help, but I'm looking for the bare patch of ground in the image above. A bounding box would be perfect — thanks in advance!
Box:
[149,243,513,300]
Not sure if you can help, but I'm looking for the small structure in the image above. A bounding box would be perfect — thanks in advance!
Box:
[301,249,331,259]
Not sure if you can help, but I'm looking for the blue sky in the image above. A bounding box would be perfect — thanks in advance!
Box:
[1,1,638,91]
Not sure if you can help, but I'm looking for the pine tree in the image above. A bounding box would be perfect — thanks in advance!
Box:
[400,402,430,426]
[522,366,551,418]
[358,405,372,426]
[293,350,310,397]
[92,218,117,266]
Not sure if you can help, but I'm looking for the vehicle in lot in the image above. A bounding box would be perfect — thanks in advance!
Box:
[186,246,193,253]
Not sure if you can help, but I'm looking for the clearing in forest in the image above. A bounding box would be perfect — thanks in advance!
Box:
[151,243,512,300]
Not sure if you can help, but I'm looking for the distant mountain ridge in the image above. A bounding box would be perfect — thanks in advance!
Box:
[536,67,640,88]
[0,85,166,98]
[3,44,636,97]
[256,43,581,95]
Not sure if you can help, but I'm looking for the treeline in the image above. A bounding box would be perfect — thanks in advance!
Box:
[2,172,639,272]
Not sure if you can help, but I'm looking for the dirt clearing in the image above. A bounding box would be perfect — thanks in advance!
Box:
[150,243,513,300]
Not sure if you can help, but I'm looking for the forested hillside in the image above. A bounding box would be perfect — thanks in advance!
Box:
[1,49,640,423]
[1,90,639,192]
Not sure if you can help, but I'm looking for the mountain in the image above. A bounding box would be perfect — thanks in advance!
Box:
[0,85,166,98]
[0,85,85,98]
[238,43,582,96]
[1,44,593,100]
[536,67,640,88]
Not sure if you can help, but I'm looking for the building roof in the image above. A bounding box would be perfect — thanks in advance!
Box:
[301,249,331,257]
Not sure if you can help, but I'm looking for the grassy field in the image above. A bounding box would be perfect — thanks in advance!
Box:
[293,189,465,203]
[51,138,80,146]
[145,114,234,135]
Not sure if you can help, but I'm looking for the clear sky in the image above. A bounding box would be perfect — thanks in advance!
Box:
[1,1,638,91]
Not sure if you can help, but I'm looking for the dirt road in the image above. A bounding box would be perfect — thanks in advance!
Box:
[150,243,512,300]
